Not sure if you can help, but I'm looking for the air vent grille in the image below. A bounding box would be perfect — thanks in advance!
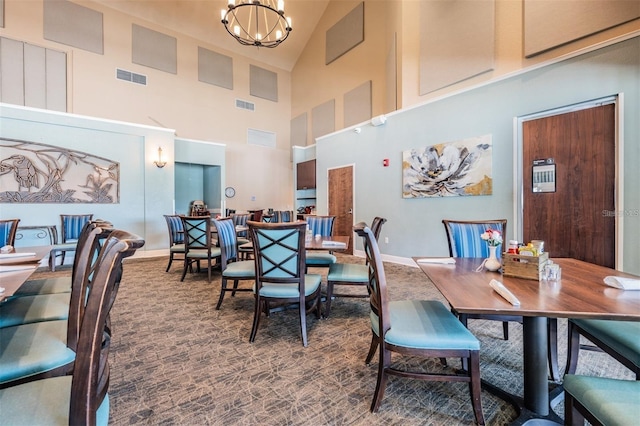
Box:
[116,68,147,85]
[236,99,255,111]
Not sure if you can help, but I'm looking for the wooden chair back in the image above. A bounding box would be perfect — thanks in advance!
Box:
[0,219,20,246]
[61,214,94,243]
[69,229,144,424]
[212,217,239,268]
[306,215,335,237]
[163,214,184,245]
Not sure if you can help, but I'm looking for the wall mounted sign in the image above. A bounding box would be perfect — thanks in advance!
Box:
[0,137,120,203]
[532,158,556,193]
[402,134,493,198]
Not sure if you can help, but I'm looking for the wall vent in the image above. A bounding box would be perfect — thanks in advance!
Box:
[116,68,147,85]
[236,99,255,111]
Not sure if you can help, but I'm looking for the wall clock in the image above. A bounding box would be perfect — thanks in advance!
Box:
[225,187,236,198]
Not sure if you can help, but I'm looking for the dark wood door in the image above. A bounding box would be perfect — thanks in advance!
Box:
[328,166,354,254]
[522,104,615,267]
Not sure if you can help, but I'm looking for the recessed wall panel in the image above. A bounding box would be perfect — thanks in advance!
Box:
[46,49,67,111]
[24,44,47,109]
[524,0,640,57]
[1,0,5,28]
[326,2,364,65]
[291,113,308,147]
[132,24,177,74]
[343,81,372,127]
[0,37,25,105]
[44,0,103,54]
[198,47,233,90]
[250,65,278,102]
[419,0,494,95]
[312,100,335,141]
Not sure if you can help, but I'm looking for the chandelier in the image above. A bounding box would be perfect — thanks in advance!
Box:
[221,0,293,48]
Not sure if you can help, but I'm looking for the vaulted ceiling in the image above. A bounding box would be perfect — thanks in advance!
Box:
[95,0,331,71]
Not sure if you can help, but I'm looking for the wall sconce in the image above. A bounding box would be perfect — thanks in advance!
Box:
[153,147,167,168]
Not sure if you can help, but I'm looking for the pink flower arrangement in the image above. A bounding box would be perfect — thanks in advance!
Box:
[480,229,503,247]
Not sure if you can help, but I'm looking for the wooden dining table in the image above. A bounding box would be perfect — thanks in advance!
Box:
[413,256,640,425]
[0,245,52,302]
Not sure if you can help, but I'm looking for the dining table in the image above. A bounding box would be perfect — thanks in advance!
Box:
[0,245,52,302]
[413,256,640,425]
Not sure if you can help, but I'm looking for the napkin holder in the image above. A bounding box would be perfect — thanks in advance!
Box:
[503,252,549,281]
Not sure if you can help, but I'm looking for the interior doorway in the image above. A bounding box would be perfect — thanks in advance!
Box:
[517,97,618,268]
[328,165,354,254]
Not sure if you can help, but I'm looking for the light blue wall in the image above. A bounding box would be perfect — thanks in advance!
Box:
[0,106,227,255]
[316,37,640,274]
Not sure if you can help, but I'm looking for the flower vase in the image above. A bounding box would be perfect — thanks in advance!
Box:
[485,246,501,272]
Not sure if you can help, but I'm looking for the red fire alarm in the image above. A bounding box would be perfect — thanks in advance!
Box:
[383,159,389,167]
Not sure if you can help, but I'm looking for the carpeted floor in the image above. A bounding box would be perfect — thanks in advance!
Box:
[32,254,634,425]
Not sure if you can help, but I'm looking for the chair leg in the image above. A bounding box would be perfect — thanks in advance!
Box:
[547,318,559,381]
[365,332,378,365]
[216,277,227,310]
[180,258,189,282]
[299,297,308,347]
[231,280,240,297]
[502,321,509,340]
[49,251,56,272]
[564,321,581,376]
[165,253,173,272]
[370,346,390,412]
[564,391,585,426]
[467,350,485,425]
[249,296,262,343]
[325,281,335,318]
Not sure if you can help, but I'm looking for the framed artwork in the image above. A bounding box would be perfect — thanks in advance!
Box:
[0,138,120,203]
[402,134,492,198]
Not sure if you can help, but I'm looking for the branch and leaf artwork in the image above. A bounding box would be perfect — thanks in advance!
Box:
[0,138,120,204]
[402,134,492,198]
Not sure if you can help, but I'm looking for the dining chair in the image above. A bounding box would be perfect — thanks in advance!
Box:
[564,318,640,380]
[563,374,639,426]
[180,216,221,283]
[442,219,513,340]
[354,222,484,424]
[305,215,337,271]
[0,229,144,425]
[0,218,20,247]
[163,214,185,272]
[49,213,94,271]
[248,221,322,347]
[0,220,113,329]
[231,213,251,238]
[212,217,255,310]
[324,217,387,318]
[0,221,114,388]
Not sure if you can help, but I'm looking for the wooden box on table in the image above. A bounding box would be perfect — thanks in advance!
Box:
[502,252,549,280]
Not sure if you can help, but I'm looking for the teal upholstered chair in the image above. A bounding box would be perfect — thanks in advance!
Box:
[212,217,255,309]
[49,214,93,271]
[272,210,293,223]
[248,221,322,347]
[0,229,144,425]
[354,223,484,424]
[325,217,387,318]
[163,214,185,272]
[0,221,113,388]
[0,218,20,247]
[564,319,640,380]
[442,219,513,340]
[305,215,337,270]
[0,220,113,329]
[180,216,221,283]
[564,375,640,426]
[231,213,250,239]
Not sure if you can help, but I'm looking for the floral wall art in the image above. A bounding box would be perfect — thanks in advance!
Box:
[402,134,492,198]
[0,138,120,203]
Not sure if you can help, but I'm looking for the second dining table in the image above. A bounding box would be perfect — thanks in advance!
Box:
[0,245,52,302]
[413,256,640,425]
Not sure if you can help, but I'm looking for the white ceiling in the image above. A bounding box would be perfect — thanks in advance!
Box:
[95,0,331,71]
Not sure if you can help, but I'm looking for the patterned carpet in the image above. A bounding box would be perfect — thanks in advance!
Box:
[32,254,634,425]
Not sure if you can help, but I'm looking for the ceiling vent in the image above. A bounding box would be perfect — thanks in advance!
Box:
[116,68,147,85]
[236,99,255,112]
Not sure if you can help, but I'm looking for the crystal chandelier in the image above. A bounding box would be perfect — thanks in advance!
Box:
[221,0,293,48]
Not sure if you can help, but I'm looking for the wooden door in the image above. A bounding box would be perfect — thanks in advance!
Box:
[522,104,615,267]
[328,166,354,254]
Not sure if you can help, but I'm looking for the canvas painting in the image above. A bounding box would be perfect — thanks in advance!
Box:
[402,134,492,198]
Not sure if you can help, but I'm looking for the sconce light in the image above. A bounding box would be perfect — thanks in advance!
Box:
[371,114,387,127]
[153,147,167,168]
